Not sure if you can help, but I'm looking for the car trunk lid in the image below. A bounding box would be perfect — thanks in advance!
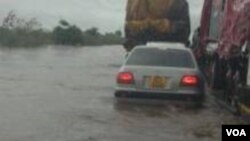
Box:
[122,65,198,92]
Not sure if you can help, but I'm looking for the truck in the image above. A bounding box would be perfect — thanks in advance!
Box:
[124,0,190,51]
[194,0,250,114]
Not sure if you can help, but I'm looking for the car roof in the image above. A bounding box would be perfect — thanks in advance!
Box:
[134,42,189,51]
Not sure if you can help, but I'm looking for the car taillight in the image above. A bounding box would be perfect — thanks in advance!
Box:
[181,75,199,86]
[117,72,134,84]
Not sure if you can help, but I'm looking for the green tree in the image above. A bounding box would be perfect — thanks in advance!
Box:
[52,20,83,45]
[59,20,69,27]
[85,27,100,37]
[0,11,51,47]
[115,30,122,37]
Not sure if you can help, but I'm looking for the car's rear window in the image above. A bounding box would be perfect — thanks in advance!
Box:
[126,48,195,68]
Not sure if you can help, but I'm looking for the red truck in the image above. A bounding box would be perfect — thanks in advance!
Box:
[194,0,250,113]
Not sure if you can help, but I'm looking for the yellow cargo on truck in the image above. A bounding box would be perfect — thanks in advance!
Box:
[124,0,190,51]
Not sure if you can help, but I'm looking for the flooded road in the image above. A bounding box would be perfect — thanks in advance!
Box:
[0,45,242,141]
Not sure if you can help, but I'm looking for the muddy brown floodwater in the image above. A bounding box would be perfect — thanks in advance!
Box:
[0,45,244,141]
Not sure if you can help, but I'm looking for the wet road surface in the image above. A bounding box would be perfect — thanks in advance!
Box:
[0,45,243,141]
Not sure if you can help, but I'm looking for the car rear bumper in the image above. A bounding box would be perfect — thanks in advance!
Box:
[114,90,204,101]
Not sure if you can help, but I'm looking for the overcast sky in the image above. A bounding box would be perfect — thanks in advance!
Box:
[0,0,204,33]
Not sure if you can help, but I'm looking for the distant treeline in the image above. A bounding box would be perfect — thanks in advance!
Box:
[0,11,123,47]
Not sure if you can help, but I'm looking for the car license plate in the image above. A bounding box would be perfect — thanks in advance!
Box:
[147,76,167,89]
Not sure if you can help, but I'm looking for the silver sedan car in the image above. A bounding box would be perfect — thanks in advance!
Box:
[115,43,206,105]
